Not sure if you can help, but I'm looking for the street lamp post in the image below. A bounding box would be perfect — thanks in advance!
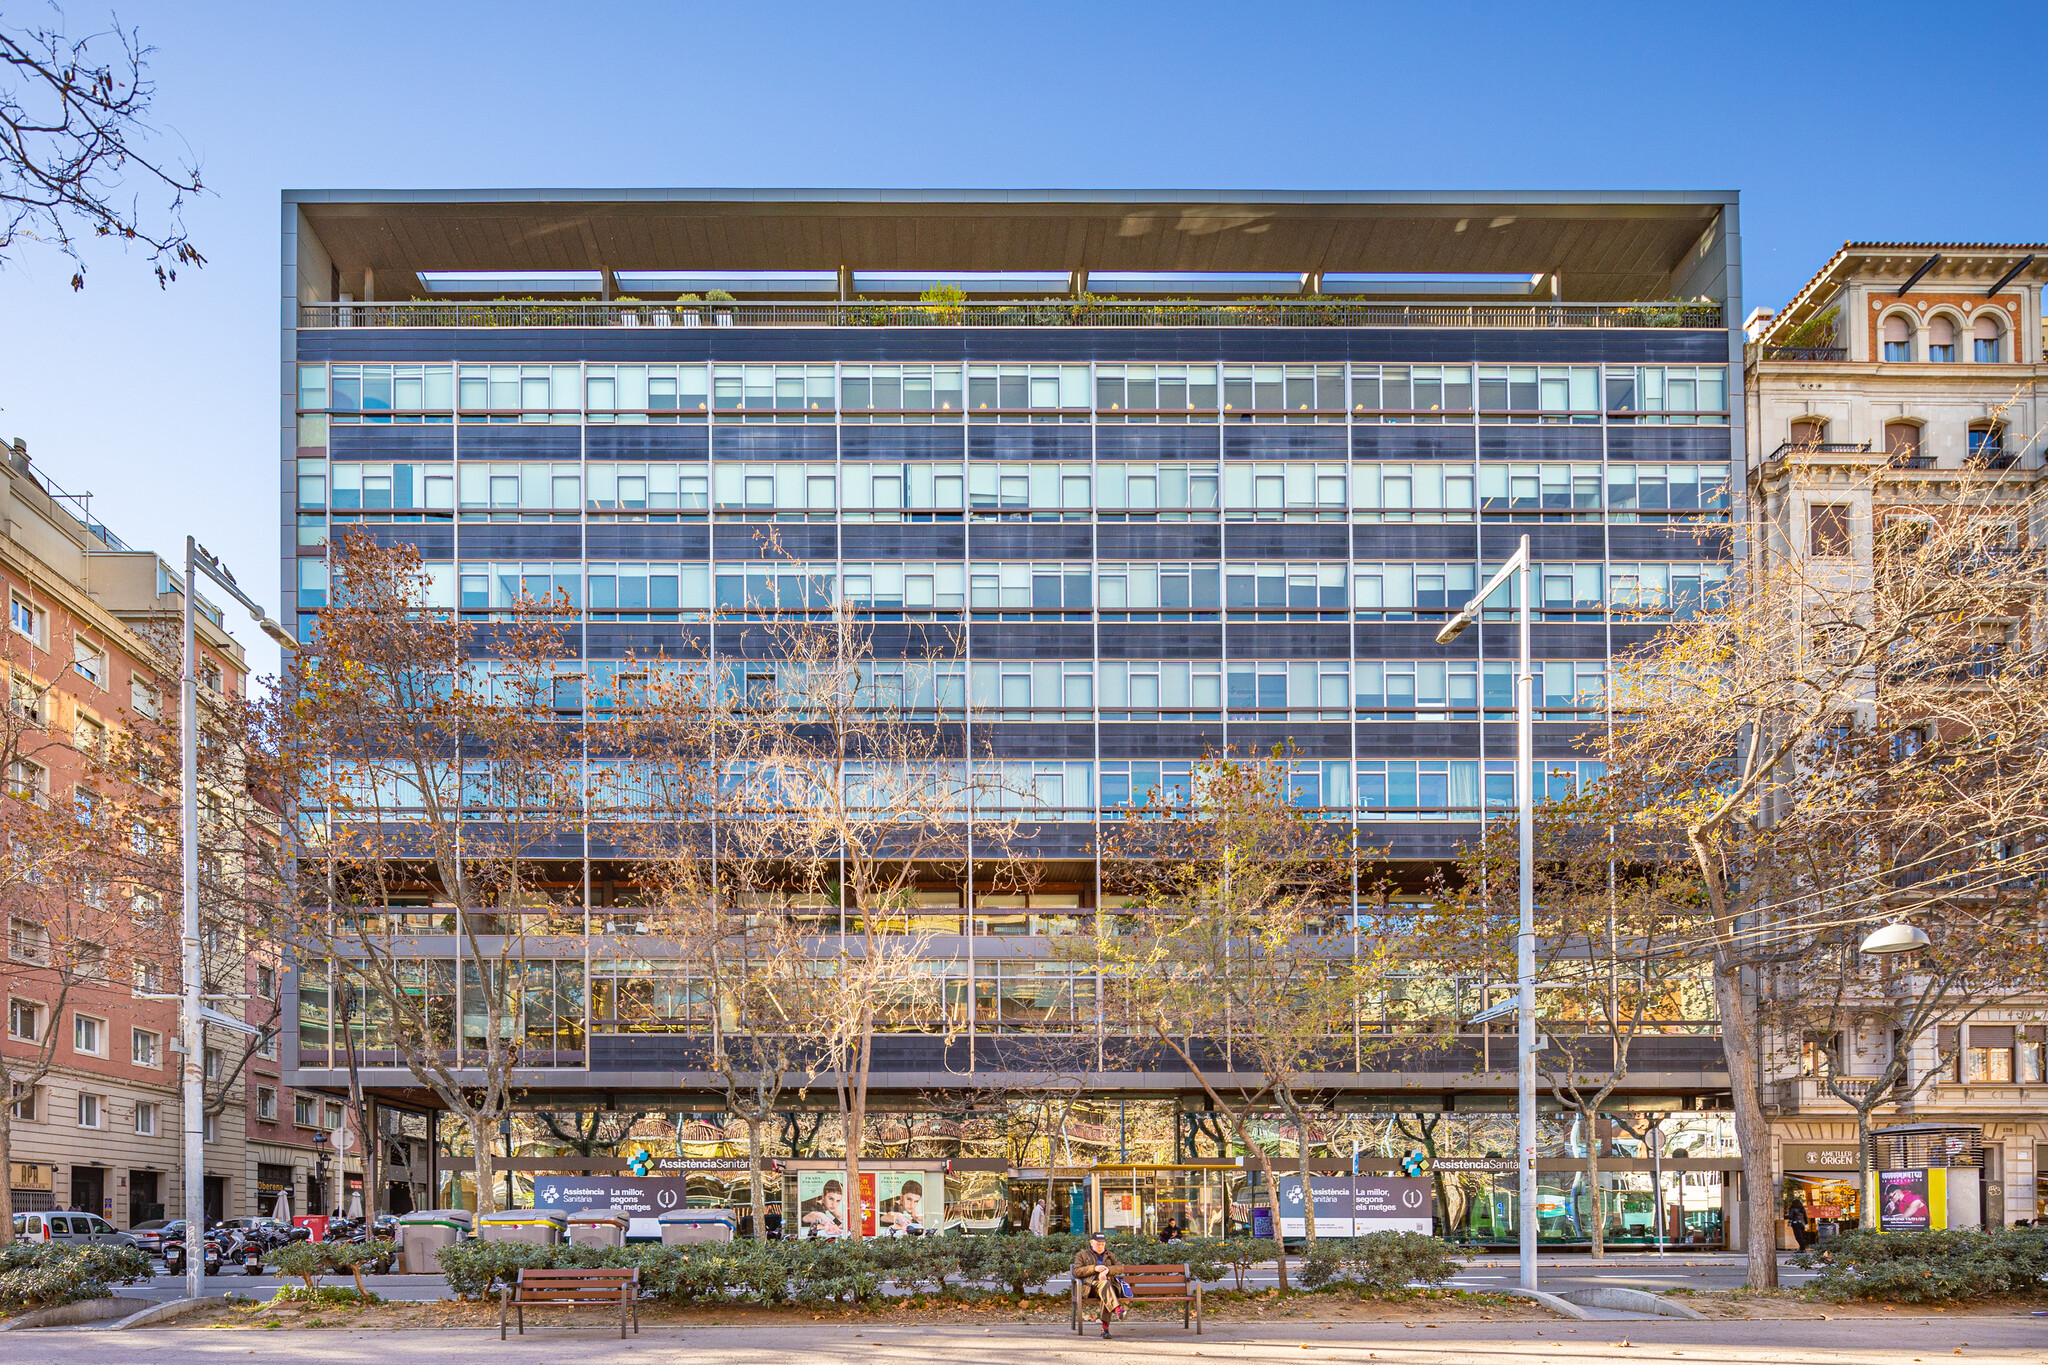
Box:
[1438,534,1537,1292]
[174,537,296,1302]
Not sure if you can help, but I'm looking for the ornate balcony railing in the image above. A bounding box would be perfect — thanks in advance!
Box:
[299,299,1724,331]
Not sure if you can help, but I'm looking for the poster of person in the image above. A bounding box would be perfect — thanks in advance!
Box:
[1878,1170,1931,1232]
[875,1171,932,1234]
[796,1172,850,1238]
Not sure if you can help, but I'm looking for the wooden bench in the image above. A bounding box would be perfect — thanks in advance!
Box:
[1070,1262,1202,1335]
[498,1266,640,1339]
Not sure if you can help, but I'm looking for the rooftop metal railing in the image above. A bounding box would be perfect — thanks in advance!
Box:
[298,298,1724,331]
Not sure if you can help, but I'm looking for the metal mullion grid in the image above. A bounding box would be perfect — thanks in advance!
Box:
[953,389,974,1054]
[449,352,465,1072]
[578,361,592,1065]
[1599,363,1616,772]
[1471,369,1487,832]
[1347,367,1363,1073]
[1087,361,1104,1073]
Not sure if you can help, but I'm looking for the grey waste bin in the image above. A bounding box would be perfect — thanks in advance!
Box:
[397,1210,472,1273]
[657,1209,735,1245]
[476,1210,566,1246]
[565,1209,628,1249]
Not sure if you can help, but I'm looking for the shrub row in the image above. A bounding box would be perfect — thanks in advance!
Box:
[1795,1227,2048,1303]
[437,1230,1461,1305]
[0,1243,153,1316]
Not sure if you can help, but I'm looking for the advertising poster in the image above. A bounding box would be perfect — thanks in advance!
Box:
[875,1171,933,1234]
[1878,1170,1931,1232]
[1103,1191,1140,1229]
[532,1176,687,1218]
[796,1171,877,1237]
[1275,1176,1355,1238]
[1350,1176,1434,1235]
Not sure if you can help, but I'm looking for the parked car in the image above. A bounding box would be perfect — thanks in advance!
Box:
[10,1211,141,1249]
[128,1218,174,1255]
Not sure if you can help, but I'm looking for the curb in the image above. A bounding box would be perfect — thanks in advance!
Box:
[1558,1286,1707,1320]
[0,1295,158,1332]
[1493,1287,1591,1320]
[104,1296,217,1330]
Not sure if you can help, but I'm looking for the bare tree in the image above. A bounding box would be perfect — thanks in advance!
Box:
[0,12,203,288]
[1599,479,2048,1285]
[1086,750,1369,1280]
[267,531,587,1216]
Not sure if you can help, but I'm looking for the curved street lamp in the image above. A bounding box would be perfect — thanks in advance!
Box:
[1858,922,1932,955]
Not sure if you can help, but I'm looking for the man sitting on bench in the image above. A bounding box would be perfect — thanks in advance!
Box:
[1071,1231,1124,1337]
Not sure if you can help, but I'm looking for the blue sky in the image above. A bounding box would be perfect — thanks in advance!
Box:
[2,0,2044,679]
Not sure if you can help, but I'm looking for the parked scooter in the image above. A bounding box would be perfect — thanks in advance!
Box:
[162,1234,223,1277]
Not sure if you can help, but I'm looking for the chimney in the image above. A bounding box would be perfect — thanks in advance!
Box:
[7,438,25,475]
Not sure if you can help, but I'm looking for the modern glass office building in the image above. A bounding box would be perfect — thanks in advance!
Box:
[279,190,1741,1159]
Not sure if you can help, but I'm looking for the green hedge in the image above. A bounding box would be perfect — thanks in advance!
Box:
[0,1243,153,1316]
[437,1230,1459,1304]
[1796,1227,2048,1304]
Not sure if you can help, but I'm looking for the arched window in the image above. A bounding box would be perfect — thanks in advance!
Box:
[1972,313,2004,363]
[1882,313,1914,361]
[1884,421,1925,467]
[1968,423,2006,465]
[1789,417,1827,448]
[1927,315,1956,362]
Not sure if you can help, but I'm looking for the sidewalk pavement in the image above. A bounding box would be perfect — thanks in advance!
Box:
[4,1318,2041,1364]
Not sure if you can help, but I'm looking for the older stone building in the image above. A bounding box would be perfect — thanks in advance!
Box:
[1745,243,2048,1232]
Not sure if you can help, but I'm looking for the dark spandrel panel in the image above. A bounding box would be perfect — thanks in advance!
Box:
[710,426,836,459]
[969,622,1097,658]
[865,623,967,660]
[714,523,836,560]
[1094,427,1219,460]
[842,524,966,560]
[1628,1036,1729,1071]
[329,427,455,459]
[351,524,453,557]
[1362,622,1485,659]
[1352,525,1482,560]
[1479,722,1602,755]
[461,525,582,558]
[1097,623,1222,658]
[1351,426,1476,459]
[1477,624,1610,658]
[1229,622,1353,659]
[1607,526,1729,560]
[968,524,1093,560]
[1367,822,1483,860]
[1608,623,1671,653]
[590,1035,715,1071]
[840,427,967,459]
[1006,825,1094,859]
[1223,524,1348,560]
[1096,524,1221,560]
[1355,723,1482,758]
[984,724,1097,759]
[1482,525,1606,560]
[864,1034,969,1073]
[584,622,707,659]
[455,427,583,459]
[1605,426,1732,460]
[1100,722,1224,758]
[967,425,1093,460]
[1230,723,1351,758]
[1477,427,1605,461]
[585,426,708,460]
[1224,426,1349,460]
[585,523,710,558]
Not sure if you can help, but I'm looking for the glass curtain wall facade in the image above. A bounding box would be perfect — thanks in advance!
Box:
[279,191,1740,1114]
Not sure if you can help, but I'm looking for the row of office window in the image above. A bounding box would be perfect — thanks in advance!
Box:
[305,458,1729,523]
[297,556,1722,622]
[298,362,1729,425]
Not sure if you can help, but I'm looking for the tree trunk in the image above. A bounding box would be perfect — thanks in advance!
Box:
[0,1101,15,1246]
[1247,1140,1291,1290]
[1585,1127,1604,1261]
[1287,1097,1318,1247]
[1712,960,1777,1289]
[747,1113,767,1242]
[843,1009,872,1239]
[469,1113,500,1216]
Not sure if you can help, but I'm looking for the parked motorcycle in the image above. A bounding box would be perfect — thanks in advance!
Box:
[162,1234,223,1277]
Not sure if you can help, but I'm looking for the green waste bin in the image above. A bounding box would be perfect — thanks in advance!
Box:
[397,1210,472,1274]
[477,1210,566,1246]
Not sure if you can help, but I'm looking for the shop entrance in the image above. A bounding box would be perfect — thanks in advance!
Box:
[203,1175,228,1226]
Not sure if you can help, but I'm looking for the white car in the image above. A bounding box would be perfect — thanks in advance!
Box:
[12,1211,141,1249]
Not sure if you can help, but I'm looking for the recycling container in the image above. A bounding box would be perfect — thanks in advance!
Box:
[397,1210,472,1273]
[565,1209,628,1249]
[657,1208,736,1245]
[476,1210,566,1246]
